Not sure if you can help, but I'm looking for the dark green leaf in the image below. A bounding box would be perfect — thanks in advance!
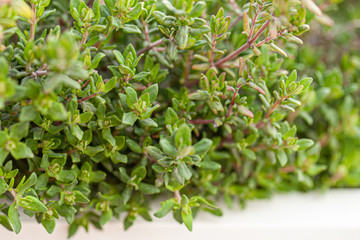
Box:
[8,204,21,234]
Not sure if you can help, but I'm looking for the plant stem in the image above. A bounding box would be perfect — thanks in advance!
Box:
[136,39,164,55]
[256,30,285,48]
[81,79,91,88]
[31,70,48,78]
[143,20,151,46]
[225,84,244,119]
[174,190,181,204]
[209,34,217,67]
[215,20,270,67]
[255,95,289,129]
[30,2,36,41]
[77,92,98,103]
[248,2,263,41]
[189,119,215,124]
[80,30,89,48]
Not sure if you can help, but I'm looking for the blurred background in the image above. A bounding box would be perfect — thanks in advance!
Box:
[284,0,360,190]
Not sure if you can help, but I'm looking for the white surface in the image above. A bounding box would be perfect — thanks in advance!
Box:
[2,189,360,240]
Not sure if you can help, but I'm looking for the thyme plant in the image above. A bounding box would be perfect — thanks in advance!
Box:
[0,0,355,237]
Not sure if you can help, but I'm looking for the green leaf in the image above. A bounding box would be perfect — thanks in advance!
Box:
[17,172,37,194]
[126,139,142,153]
[113,50,124,64]
[0,177,7,195]
[102,128,116,146]
[79,111,93,123]
[145,146,165,160]
[45,74,80,92]
[71,124,83,141]
[176,26,189,50]
[0,215,13,231]
[110,151,128,164]
[74,191,90,203]
[19,105,38,122]
[191,196,218,209]
[131,166,146,180]
[276,150,288,167]
[160,138,177,157]
[177,161,192,180]
[299,77,313,91]
[193,138,212,155]
[142,84,158,103]
[175,124,192,149]
[188,90,211,100]
[125,87,138,108]
[122,112,138,126]
[89,171,106,182]
[140,118,158,128]
[181,206,193,231]
[100,209,113,226]
[91,53,105,68]
[189,1,206,18]
[297,139,314,151]
[154,199,176,218]
[93,0,100,22]
[48,102,67,121]
[10,122,29,140]
[133,72,150,81]
[19,196,48,212]
[0,132,8,146]
[196,160,221,170]
[104,0,115,11]
[127,3,143,21]
[165,107,178,125]
[70,0,81,21]
[104,77,117,93]
[10,142,34,160]
[84,145,104,156]
[8,203,21,234]
[41,216,55,234]
[121,24,141,34]
[243,148,256,160]
[57,170,77,183]
[68,222,79,238]
[286,70,297,87]
[138,182,160,194]
[0,154,8,172]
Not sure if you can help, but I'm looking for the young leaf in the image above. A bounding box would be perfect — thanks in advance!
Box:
[175,124,192,149]
[181,206,193,231]
[297,139,314,151]
[19,196,48,212]
[154,199,177,218]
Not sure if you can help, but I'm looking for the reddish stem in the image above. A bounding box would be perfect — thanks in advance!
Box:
[136,39,164,55]
[189,119,215,124]
[215,20,270,67]
[77,92,98,103]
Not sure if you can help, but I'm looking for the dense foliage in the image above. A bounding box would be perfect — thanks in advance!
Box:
[0,0,358,237]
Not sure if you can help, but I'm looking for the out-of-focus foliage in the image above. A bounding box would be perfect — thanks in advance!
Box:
[284,0,360,189]
[0,0,358,237]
